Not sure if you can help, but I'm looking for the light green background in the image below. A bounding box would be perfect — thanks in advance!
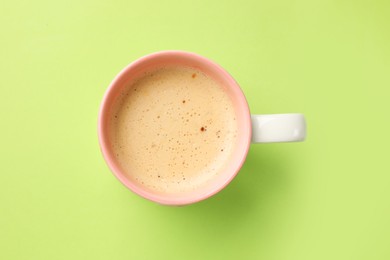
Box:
[1,0,389,259]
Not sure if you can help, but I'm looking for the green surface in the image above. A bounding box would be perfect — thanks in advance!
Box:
[1,0,389,259]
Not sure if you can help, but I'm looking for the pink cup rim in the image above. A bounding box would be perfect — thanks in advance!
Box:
[98,50,251,205]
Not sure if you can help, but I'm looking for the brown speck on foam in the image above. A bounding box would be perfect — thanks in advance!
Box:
[200,126,207,132]
[182,100,186,104]
[192,73,196,78]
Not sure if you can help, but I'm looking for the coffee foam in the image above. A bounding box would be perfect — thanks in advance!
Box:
[109,66,238,194]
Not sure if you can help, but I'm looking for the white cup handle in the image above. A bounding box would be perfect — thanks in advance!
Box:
[251,114,306,143]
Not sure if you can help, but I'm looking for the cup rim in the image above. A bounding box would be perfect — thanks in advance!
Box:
[98,50,251,205]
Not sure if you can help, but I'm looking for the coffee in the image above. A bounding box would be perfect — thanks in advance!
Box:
[109,66,238,194]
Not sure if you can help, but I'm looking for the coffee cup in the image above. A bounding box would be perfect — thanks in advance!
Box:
[98,51,306,205]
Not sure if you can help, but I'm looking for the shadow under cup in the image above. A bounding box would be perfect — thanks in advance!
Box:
[98,51,251,205]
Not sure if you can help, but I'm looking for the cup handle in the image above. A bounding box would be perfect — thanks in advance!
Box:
[251,114,306,143]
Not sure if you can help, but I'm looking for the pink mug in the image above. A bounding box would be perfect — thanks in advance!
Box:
[98,51,306,206]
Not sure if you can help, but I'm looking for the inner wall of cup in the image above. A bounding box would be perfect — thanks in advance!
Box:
[101,53,251,203]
